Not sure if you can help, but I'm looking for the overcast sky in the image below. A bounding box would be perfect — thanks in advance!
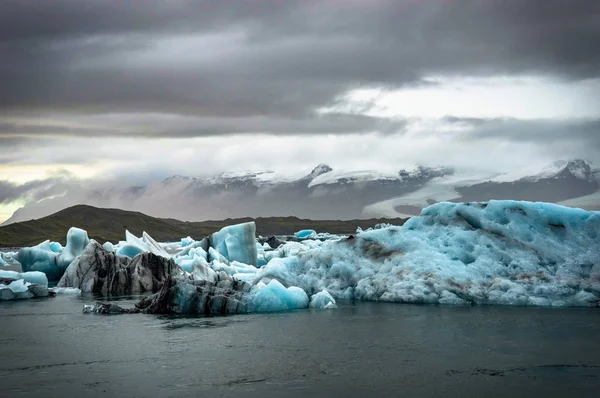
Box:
[1,0,599,221]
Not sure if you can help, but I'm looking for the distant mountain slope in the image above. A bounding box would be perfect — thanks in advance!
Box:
[3,164,451,224]
[367,159,600,218]
[0,205,407,247]
[3,160,598,225]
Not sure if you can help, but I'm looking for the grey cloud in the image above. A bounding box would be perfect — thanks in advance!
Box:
[463,118,600,142]
[0,113,407,139]
[0,174,75,204]
[460,118,600,163]
[0,0,304,41]
[0,0,598,131]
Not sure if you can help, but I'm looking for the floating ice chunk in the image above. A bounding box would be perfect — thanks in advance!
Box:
[295,229,317,239]
[246,279,309,313]
[0,279,49,300]
[49,287,81,295]
[309,289,338,309]
[83,302,137,314]
[0,256,7,267]
[0,270,48,286]
[210,222,258,266]
[18,227,90,281]
[0,280,31,300]
[103,242,115,252]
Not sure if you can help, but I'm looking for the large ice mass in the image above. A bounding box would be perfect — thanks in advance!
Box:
[57,242,174,295]
[256,201,600,307]
[17,227,90,282]
[3,200,599,310]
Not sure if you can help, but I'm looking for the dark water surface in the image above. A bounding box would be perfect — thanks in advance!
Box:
[1,295,599,397]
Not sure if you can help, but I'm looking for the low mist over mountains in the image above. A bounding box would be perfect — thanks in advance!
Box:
[3,159,599,225]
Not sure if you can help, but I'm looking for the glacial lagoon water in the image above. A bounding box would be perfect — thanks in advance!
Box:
[1,295,599,397]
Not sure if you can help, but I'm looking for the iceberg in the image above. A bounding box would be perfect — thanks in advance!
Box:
[12,199,596,312]
[210,222,258,266]
[84,275,310,315]
[17,227,90,281]
[58,242,175,294]
[49,287,81,295]
[0,278,49,300]
[295,229,317,239]
[0,270,48,286]
[310,289,338,309]
[246,279,309,313]
[255,201,600,307]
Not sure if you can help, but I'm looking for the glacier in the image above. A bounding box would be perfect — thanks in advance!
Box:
[3,200,599,311]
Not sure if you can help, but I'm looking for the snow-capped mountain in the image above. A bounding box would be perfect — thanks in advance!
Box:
[3,160,599,225]
[365,159,600,219]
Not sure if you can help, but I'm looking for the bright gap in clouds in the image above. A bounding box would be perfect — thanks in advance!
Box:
[321,76,600,120]
[4,131,557,184]
[0,164,102,184]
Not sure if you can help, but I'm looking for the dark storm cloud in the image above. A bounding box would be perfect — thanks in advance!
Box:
[0,0,598,132]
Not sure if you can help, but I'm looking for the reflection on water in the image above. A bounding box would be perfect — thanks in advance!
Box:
[1,296,599,397]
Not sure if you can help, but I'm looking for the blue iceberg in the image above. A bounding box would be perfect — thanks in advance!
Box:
[18,227,90,282]
[210,222,258,266]
[295,229,317,239]
[256,201,600,307]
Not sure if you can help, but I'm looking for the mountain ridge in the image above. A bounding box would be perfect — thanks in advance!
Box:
[3,159,598,226]
[0,204,407,247]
